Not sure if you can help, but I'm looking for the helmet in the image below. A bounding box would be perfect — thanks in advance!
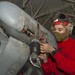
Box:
[53,12,72,26]
[52,12,73,35]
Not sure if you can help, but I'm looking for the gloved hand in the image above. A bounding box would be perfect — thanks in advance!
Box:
[38,53,48,63]
[40,43,55,54]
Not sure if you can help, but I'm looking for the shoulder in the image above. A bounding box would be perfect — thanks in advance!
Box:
[69,37,75,45]
[70,35,75,40]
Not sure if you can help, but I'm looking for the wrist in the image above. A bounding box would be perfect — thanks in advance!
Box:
[50,49,57,56]
[43,59,48,63]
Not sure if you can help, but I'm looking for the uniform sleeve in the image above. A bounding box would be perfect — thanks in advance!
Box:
[41,58,55,75]
[53,48,75,75]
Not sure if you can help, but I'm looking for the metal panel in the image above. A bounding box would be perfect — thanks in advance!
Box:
[0,36,30,75]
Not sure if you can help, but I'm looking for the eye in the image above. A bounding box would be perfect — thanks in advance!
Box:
[58,28,63,31]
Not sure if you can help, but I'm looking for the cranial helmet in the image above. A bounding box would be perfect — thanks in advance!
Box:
[53,12,73,35]
[53,12,72,26]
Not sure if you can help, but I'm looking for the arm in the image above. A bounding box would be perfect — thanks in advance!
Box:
[38,53,56,75]
[39,43,57,75]
[41,58,55,75]
[53,48,75,74]
[40,43,75,74]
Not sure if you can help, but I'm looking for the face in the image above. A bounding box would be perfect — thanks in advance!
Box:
[53,24,66,33]
[52,24,69,42]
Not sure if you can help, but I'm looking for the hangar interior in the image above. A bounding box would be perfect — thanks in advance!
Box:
[0,0,75,75]
[1,0,75,30]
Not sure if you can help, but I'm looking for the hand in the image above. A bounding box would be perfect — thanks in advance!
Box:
[40,43,55,53]
[38,53,48,63]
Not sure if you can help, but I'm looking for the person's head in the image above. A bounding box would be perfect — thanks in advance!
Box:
[52,13,73,42]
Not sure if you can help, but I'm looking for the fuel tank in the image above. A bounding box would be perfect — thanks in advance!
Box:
[0,1,57,75]
[0,1,57,49]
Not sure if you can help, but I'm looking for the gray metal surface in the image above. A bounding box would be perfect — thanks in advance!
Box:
[0,36,30,75]
[0,1,57,49]
[0,21,31,45]
[23,61,44,75]
[0,32,8,54]
[0,1,57,75]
